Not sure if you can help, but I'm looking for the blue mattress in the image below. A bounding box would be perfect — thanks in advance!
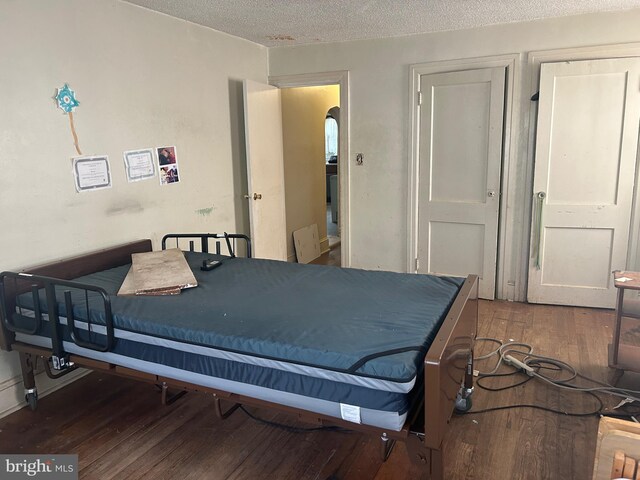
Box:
[14,252,464,431]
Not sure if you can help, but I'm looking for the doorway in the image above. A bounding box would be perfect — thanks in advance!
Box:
[325,106,340,253]
[242,78,348,265]
[270,71,350,268]
[277,85,340,265]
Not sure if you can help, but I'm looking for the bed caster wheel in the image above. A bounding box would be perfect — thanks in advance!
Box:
[25,390,38,411]
[455,387,473,413]
[455,396,472,413]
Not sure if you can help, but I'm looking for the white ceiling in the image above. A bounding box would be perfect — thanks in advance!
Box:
[124,0,640,47]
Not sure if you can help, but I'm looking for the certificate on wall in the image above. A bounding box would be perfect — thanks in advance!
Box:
[124,148,156,182]
[73,155,112,192]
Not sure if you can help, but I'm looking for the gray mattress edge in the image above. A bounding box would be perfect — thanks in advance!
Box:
[15,333,407,432]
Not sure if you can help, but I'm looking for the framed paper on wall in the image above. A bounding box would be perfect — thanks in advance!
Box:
[73,155,112,192]
[123,148,156,182]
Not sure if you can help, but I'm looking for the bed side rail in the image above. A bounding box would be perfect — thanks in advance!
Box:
[162,233,252,258]
[0,272,115,367]
[0,239,151,352]
[423,274,478,450]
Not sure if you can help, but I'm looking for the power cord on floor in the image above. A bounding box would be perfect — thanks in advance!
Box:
[462,337,640,419]
[239,405,352,434]
[466,395,604,417]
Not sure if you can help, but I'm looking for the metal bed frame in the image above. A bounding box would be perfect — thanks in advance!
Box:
[0,234,477,479]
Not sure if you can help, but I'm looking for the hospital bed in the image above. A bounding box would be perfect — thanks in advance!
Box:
[0,233,478,479]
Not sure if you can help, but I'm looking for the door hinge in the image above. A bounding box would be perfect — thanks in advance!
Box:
[415,258,420,271]
[417,91,423,106]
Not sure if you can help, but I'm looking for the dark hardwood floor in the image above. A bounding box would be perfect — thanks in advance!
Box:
[0,301,633,479]
[311,244,341,267]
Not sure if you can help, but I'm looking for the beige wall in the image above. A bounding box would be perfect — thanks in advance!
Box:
[269,9,640,299]
[0,0,267,415]
[281,86,340,261]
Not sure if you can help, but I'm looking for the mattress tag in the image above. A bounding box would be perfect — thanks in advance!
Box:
[339,403,361,424]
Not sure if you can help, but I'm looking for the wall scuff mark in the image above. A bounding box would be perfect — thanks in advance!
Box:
[106,199,144,216]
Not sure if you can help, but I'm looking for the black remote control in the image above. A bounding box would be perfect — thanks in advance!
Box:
[201,259,222,271]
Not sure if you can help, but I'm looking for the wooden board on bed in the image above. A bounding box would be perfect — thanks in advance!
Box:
[118,267,181,296]
[118,248,197,296]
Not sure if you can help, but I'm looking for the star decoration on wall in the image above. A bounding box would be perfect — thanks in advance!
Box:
[55,83,80,113]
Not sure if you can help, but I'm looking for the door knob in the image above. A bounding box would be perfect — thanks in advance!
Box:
[488,190,497,198]
[243,193,263,200]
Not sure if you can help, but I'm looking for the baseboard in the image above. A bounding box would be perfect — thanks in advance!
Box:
[0,368,89,419]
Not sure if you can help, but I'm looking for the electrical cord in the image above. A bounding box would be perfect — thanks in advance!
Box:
[476,369,534,391]
[239,405,352,434]
[504,349,640,403]
[474,337,533,375]
[465,337,640,419]
[465,391,604,417]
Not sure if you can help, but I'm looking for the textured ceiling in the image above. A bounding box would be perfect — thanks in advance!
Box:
[124,0,640,47]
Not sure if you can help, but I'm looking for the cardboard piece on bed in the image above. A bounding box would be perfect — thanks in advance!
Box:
[293,224,321,264]
[118,267,181,296]
[118,248,197,296]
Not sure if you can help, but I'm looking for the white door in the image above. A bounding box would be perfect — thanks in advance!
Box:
[528,58,640,308]
[243,80,287,261]
[417,67,506,299]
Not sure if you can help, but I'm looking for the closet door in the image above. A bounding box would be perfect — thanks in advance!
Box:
[527,58,640,308]
[417,67,505,299]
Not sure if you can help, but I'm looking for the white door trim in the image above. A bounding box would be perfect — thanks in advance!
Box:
[269,71,351,267]
[523,43,640,302]
[408,54,519,300]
